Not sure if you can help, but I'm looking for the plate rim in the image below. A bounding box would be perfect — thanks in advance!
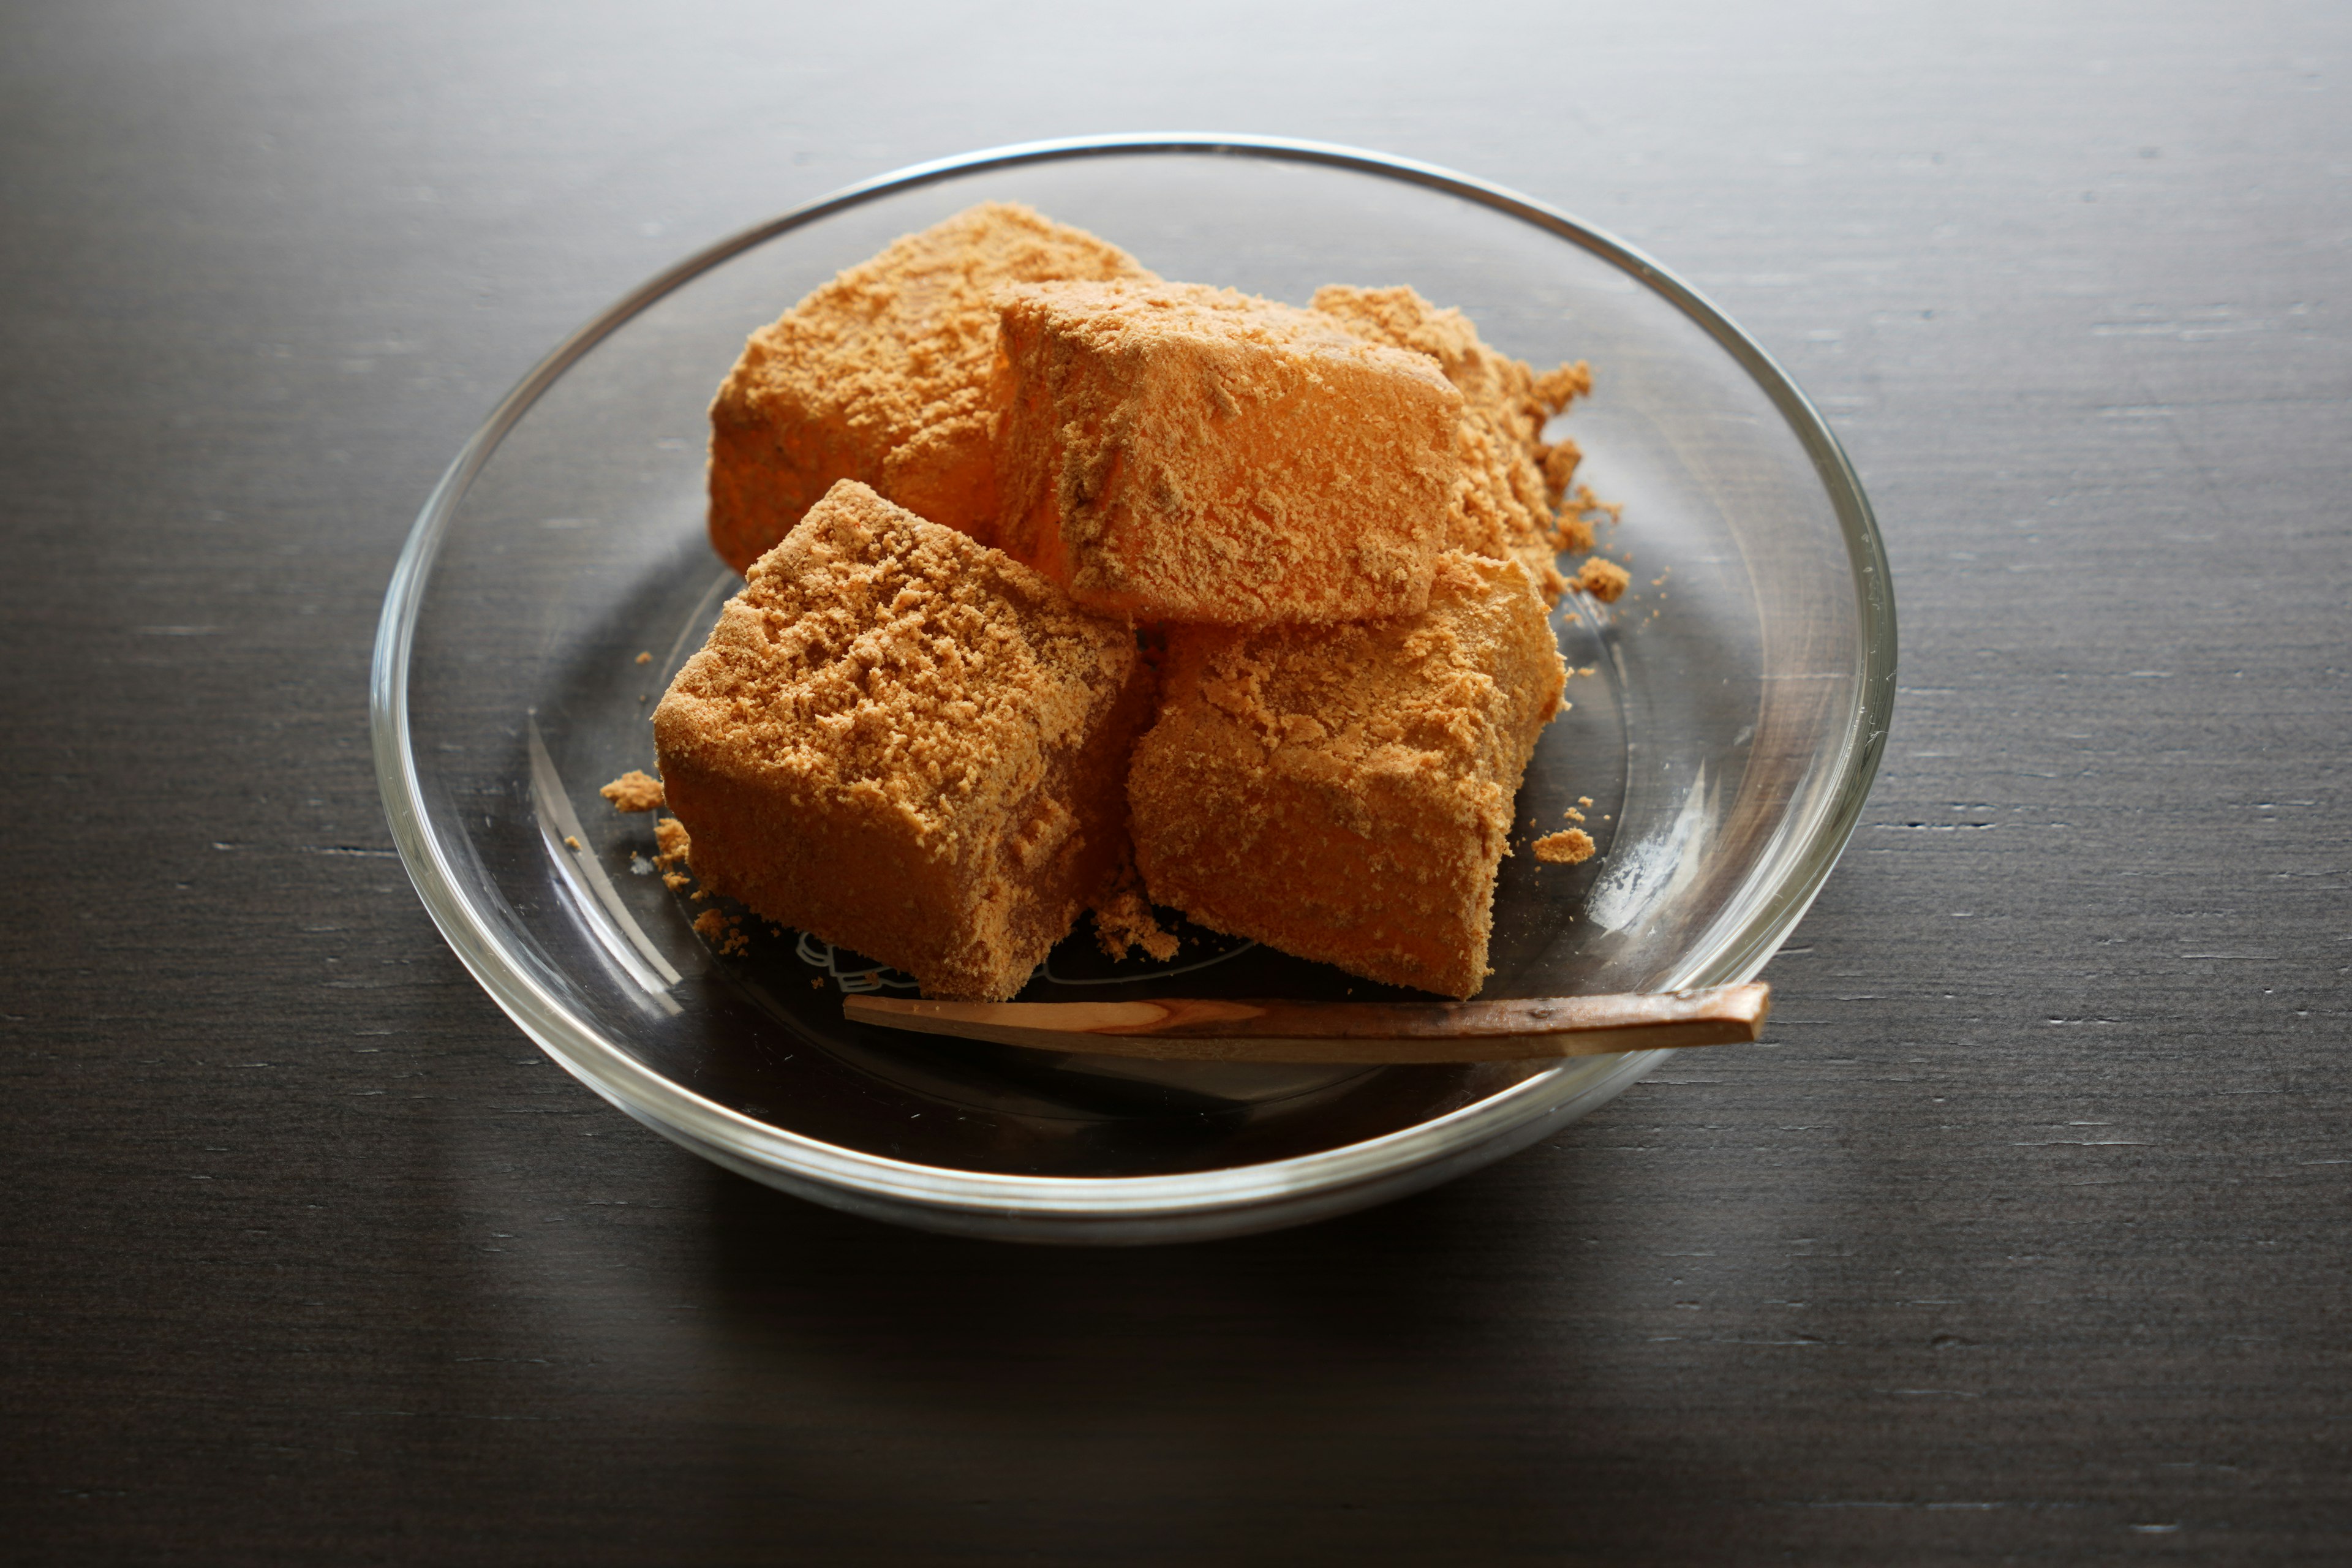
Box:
[369,133,1896,1232]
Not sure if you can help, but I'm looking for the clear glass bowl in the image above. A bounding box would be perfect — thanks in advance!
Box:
[371,136,1894,1243]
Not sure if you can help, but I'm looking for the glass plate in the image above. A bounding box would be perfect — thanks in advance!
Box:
[372,135,1894,1243]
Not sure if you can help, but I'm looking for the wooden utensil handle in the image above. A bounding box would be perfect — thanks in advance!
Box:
[843,983,1770,1063]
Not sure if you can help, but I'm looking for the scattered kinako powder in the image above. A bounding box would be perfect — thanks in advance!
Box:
[1092,864,1182,962]
[1568,557,1630,603]
[564,835,582,850]
[693,908,748,956]
[635,651,653,665]
[600,770,666,812]
[604,773,696,888]
[651,815,692,889]
[1532,827,1596,865]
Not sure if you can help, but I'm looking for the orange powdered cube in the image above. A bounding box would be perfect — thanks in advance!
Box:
[1128,551,1566,998]
[706,203,1153,574]
[1311,284,1594,601]
[654,481,1155,1000]
[991,280,1464,625]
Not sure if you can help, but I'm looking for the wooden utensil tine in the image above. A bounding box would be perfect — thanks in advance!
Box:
[842,982,1770,1064]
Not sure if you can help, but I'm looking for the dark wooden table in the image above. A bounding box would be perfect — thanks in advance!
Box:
[7,2,2347,1561]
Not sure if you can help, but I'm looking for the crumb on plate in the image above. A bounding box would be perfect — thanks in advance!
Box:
[1533,827,1596,865]
[600,769,665,812]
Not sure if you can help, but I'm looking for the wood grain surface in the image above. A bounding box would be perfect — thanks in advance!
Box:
[843,986,1773,1060]
[3,1,2347,1561]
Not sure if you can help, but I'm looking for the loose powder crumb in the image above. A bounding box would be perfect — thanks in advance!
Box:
[693,908,748,956]
[1571,485,1623,527]
[1564,807,1585,823]
[564,835,582,850]
[601,770,666,812]
[1568,557,1630,603]
[1092,864,1182,962]
[1533,827,1596,865]
[652,815,691,870]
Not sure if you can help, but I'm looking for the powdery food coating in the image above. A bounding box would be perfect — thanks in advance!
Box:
[654,481,1153,1000]
[1568,557,1631,603]
[1310,285,1595,601]
[1532,827,1596,865]
[1128,552,1567,998]
[652,815,691,869]
[693,909,749,956]
[598,769,665,812]
[991,281,1463,624]
[1090,863,1181,963]
[706,203,1153,573]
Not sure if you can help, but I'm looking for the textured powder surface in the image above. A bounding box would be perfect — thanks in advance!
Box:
[1532,827,1597,865]
[1128,551,1567,998]
[652,816,692,889]
[991,280,1463,624]
[1090,864,1181,963]
[598,769,665,812]
[654,480,1153,1000]
[1311,285,1596,602]
[706,203,1153,573]
[1569,557,1631,603]
[693,909,748,956]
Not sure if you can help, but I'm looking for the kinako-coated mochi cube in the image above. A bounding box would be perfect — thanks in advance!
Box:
[652,480,1155,1001]
[990,280,1465,625]
[1126,551,1566,999]
[1311,284,1596,603]
[705,203,1153,575]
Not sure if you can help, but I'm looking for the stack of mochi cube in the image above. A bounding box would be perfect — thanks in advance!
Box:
[657,203,1607,1001]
